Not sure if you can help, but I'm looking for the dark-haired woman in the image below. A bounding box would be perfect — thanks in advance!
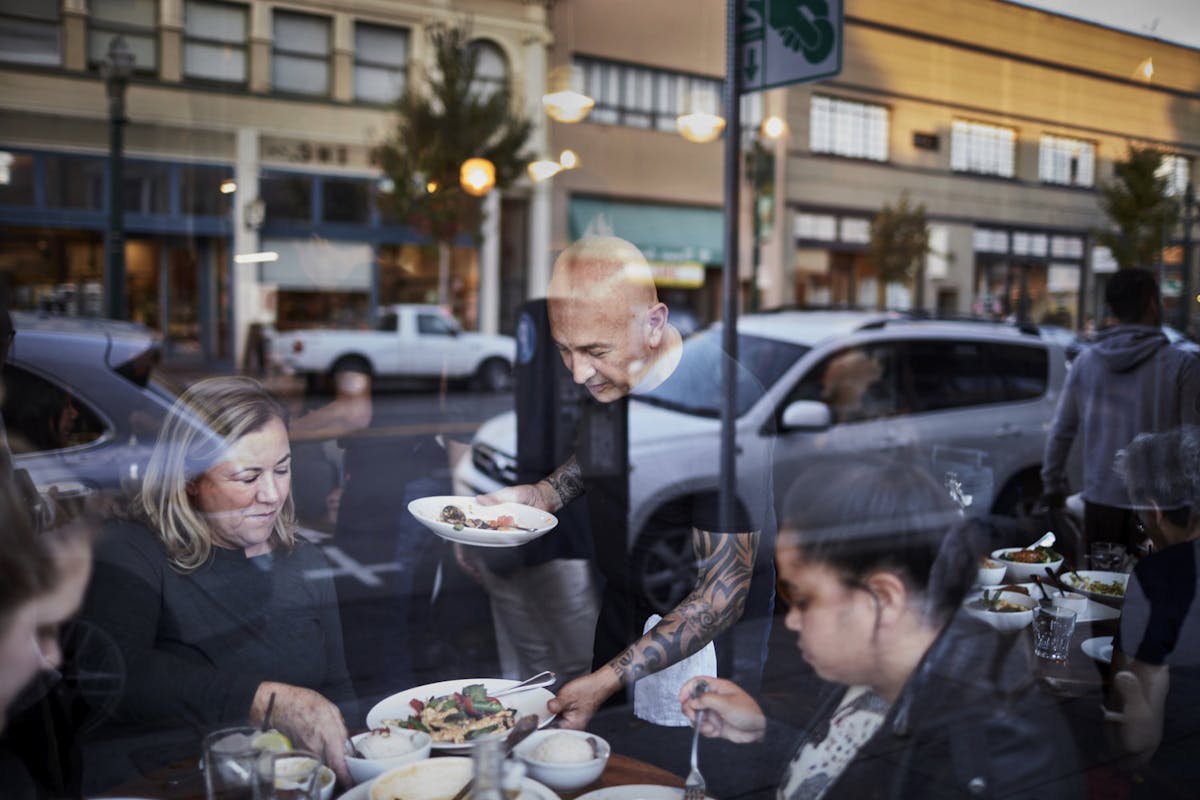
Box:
[680,459,1084,800]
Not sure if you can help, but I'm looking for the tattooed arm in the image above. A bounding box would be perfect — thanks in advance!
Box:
[477,455,583,513]
[549,528,760,729]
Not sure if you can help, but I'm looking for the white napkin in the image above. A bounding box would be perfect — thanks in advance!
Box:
[632,614,717,727]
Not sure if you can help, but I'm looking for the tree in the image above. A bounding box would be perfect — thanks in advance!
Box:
[374,24,533,308]
[1096,145,1180,270]
[867,192,931,310]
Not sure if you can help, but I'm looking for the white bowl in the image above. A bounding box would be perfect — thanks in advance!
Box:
[1050,591,1089,615]
[964,590,1037,631]
[317,765,335,800]
[1060,570,1129,607]
[990,547,1065,583]
[346,727,433,785]
[514,730,610,793]
[976,559,1007,586]
[370,757,555,800]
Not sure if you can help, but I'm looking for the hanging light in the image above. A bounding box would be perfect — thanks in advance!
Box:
[460,158,495,196]
[1134,56,1154,81]
[558,149,580,170]
[677,86,725,144]
[542,65,594,124]
[760,115,787,140]
[219,179,237,194]
[527,159,563,182]
[425,180,438,194]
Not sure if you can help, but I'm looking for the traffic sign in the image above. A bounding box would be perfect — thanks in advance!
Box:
[741,0,843,93]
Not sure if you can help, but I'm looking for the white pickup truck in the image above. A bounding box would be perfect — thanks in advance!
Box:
[271,304,516,391]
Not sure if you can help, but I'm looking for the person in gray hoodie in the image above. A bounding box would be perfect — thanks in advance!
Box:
[1042,267,1200,552]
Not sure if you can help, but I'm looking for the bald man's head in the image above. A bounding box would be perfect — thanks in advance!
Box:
[547,237,675,402]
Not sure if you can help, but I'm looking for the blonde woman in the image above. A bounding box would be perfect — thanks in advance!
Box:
[81,377,354,791]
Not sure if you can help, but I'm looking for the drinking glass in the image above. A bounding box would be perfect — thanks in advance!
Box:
[1089,541,1126,572]
[1032,606,1077,662]
[203,726,270,800]
[258,750,323,800]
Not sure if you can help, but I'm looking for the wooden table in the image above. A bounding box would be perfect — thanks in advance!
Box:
[105,750,685,799]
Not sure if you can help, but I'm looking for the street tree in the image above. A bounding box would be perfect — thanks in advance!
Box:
[374,24,533,308]
[867,192,931,310]
[1096,145,1180,270]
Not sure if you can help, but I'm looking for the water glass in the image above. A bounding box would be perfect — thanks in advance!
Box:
[1032,606,1077,662]
[258,750,323,800]
[1089,541,1126,572]
[203,726,270,800]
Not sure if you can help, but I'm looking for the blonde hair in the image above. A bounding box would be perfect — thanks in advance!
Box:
[140,376,297,572]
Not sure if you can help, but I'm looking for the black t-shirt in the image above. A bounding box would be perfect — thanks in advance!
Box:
[577,336,776,671]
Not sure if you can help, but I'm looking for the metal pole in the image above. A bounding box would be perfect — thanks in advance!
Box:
[719,0,742,531]
[750,143,761,313]
[1077,232,1090,333]
[103,41,131,320]
[1178,181,1194,336]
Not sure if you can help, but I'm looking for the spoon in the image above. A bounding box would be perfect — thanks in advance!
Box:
[1032,576,1054,608]
[490,670,556,699]
[1027,531,1056,550]
[449,715,539,800]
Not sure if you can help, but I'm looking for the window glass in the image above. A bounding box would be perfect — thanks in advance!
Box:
[906,340,1004,412]
[951,120,1015,177]
[122,161,170,215]
[87,0,157,72]
[1,365,108,454]
[1156,154,1192,197]
[417,313,456,336]
[261,174,313,223]
[576,56,732,132]
[272,10,329,95]
[377,311,398,332]
[180,165,232,216]
[0,152,35,206]
[0,1,60,66]
[470,40,507,101]
[355,22,408,103]
[788,343,902,424]
[989,343,1048,401]
[1038,135,1095,186]
[322,179,369,224]
[810,96,889,161]
[184,0,247,84]
[44,156,105,210]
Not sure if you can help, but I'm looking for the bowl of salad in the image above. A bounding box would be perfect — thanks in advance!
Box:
[1060,570,1129,608]
[991,546,1065,583]
[964,589,1037,631]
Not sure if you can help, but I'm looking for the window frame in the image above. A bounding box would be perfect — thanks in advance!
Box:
[271,8,332,97]
[182,0,249,86]
[0,3,62,67]
[1038,134,1096,187]
[950,119,1017,178]
[809,95,890,162]
[87,0,159,75]
[353,20,409,105]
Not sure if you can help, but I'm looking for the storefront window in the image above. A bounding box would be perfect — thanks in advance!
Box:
[180,165,233,217]
[322,179,370,224]
[0,151,35,206]
[261,174,313,223]
[44,156,105,210]
[122,161,170,215]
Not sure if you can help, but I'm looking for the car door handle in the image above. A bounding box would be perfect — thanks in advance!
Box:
[995,424,1022,439]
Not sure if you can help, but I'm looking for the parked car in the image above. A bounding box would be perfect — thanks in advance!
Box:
[271,304,517,392]
[4,312,183,499]
[455,310,1081,612]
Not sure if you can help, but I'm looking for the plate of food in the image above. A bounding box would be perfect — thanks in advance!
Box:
[365,678,556,752]
[576,786,714,800]
[337,757,558,800]
[1059,570,1129,607]
[407,495,557,547]
[1081,636,1114,665]
[990,546,1065,582]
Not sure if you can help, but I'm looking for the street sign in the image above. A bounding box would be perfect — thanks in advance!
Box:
[741,0,843,93]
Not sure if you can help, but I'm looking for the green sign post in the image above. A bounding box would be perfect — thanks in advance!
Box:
[741,0,843,92]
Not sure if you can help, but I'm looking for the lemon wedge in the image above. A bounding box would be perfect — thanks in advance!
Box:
[251,730,292,753]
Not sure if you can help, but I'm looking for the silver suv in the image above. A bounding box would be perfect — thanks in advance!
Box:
[455,310,1078,612]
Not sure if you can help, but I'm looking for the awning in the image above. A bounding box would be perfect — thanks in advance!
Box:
[568,196,723,265]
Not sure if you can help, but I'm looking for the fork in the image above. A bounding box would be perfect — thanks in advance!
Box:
[684,683,708,800]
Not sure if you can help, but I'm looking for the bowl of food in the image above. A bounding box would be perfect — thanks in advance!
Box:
[964,589,1037,631]
[976,557,1007,587]
[991,547,1065,583]
[271,755,335,800]
[1050,590,1089,615]
[370,756,554,800]
[346,726,433,785]
[513,730,610,793]
[1060,570,1129,608]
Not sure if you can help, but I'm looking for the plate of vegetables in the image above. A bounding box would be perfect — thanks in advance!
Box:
[366,678,556,751]
[1060,570,1129,608]
[407,495,558,548]
[990,546,1065,582]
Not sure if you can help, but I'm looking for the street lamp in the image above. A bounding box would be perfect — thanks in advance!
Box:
[460,158,496,196]
[1179,180,1195,335]
[747,116,786,311]
[101,36,134,320]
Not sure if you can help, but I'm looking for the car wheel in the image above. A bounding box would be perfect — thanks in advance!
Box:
[632,526,694,615]
[474,358,512,392]
[992,469,1043,519]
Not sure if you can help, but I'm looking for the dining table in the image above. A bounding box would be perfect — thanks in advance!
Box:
[101,750,686,800]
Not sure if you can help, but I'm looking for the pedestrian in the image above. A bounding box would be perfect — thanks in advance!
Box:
[1041,267,1200,552]
[479,236,775,730]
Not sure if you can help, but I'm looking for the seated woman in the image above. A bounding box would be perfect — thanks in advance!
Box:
[1107,426,1200,799]
[679,458,1084,799]
[80,376,355,790]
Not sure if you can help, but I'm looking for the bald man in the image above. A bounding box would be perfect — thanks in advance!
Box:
[484,237,772,730]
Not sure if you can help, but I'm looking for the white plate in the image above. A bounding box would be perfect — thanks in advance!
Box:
[336,769,558,800]
[1081,636,1114,664]
[407,495,558,548]
[1060,570,1129,603]
[365,678,556,752]
[969,585,1120,623]
[576,785,713,800]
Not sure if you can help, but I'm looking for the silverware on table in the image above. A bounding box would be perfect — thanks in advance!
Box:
[490,670,557,698]
[449,714,540,800]
[684,682,708,800]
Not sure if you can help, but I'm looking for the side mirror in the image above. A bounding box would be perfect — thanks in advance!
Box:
[781,400,832,431]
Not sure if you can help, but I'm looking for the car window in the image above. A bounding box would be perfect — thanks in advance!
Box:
[378,312,399,332]
[786,343,904,424]
[417,313,455,336]
[905,339,1004,412]
[2,365,108,454]
[988,343,1048,400]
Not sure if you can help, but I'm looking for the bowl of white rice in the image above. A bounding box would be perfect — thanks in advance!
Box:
[513,729,609,792]
[346,726,432,785]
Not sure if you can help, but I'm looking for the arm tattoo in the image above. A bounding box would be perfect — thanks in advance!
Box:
[544,455,584,507]
[608,529,760,685]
